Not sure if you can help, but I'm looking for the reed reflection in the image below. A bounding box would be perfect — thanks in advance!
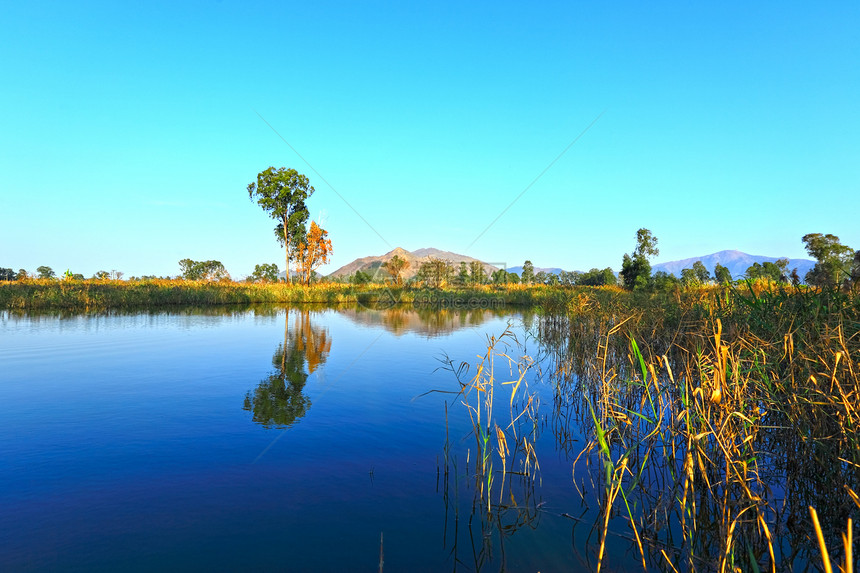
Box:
[243,309,331,428]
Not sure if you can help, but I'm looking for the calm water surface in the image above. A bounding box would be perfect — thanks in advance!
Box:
[1,306,628,572]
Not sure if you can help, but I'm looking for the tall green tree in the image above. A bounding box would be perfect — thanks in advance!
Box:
[802,233,854,288]
[247,167,314,284]
[469,261,486,285]
[714,263,732,285]
[692,261,711,283]
[521,261,535,285]
[620,228,659,290]
[680,267,698,286]
[457,262,470,286]
[634,228,659,259]
[0,268,16,281]
[852,251,860,284]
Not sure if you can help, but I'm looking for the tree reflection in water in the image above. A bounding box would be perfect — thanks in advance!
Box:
[243,309,331,428]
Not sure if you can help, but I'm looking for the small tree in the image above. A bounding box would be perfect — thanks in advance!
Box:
[350,270,372,285]
[250,263,280,283]
[491,269,508,285]
[295,222,333,286]
[620,228,659,290]
[0,268,16,281]
[418,258,453,289]
[93,270,110,280]
[469,261,486,285]
[248,167,314,284]
[179,259,230,281]
[456,262,470,286]
[654,270,680,291]
[745,259,788,282]
[36,266,56,279]
[382,255,408,286]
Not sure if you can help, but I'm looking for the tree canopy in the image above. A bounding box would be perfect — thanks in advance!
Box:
[745,259,788,283]
[714,263,732,285]
[295,221,333,286]
[417,258,454,289]
[469,261,487,285]
[248,167,314,283]
[802,233,854,288]
[520,261,535,285]
[249,263,280,283]
[179,259,230,281]
[621,228,659,290]
[36,266,55,279]
[382,255,408,286]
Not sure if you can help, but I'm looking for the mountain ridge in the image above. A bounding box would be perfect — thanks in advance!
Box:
[652,250,815,280]
[327,247,499,279]
[327,248,816,282]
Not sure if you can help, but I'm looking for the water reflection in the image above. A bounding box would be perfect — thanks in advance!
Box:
[338,306,514,338]
[243,309,331,428]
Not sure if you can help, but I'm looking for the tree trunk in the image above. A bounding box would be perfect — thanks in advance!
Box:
[283,217,291,284]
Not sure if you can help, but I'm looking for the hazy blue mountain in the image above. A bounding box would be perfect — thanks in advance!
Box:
[652,250,815,280]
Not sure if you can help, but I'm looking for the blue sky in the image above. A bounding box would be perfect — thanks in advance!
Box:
[2,1,858,278]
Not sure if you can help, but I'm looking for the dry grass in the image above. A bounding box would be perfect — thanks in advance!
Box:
[0,279,580,310]
[541,284,859,571]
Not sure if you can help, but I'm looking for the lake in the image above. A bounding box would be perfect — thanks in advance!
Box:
[1,304,844,572]
[1,305,627,572]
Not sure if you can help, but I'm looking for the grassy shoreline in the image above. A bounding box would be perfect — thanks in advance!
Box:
[0,279,581,310]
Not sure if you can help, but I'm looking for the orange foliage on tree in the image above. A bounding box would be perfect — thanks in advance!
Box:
[295,221,333,285]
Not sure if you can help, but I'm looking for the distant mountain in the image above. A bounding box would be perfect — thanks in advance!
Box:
[652,250,815,280]
[506,265,564,276]
[327,247,499,279]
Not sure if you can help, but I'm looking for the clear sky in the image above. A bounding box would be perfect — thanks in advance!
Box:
[2,1,858,278]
